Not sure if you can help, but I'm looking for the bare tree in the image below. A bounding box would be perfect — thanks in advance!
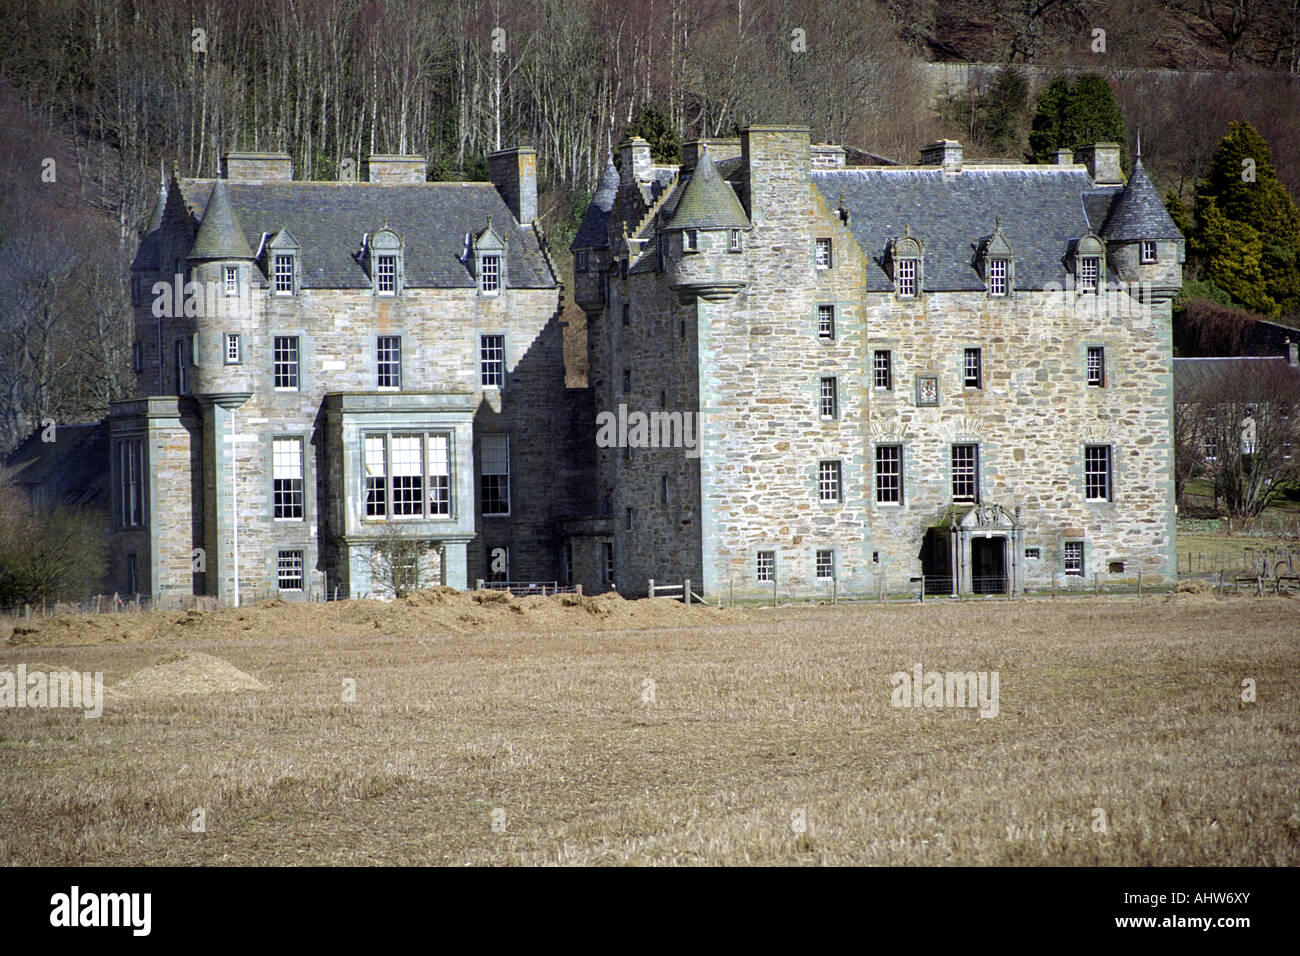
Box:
[1191,361,1300,517]
[366,525,437,598]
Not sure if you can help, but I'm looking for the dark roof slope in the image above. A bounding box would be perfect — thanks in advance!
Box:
[131,179,170,272]
[572,163,619,250]
[188,179,255,260]
[1101,158,1183,241]
[178,180,555,289]
[812,167,1111,291]
[1173,356,1300,399]
[3,422,110,507]
[668,148,750,231]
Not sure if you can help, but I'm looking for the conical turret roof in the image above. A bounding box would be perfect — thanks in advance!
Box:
[1100,155,1182,242]
[188,179,254,260]
[572,162,620,250]
[668,146,750,231]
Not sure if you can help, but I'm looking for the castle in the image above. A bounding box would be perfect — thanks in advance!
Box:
[108,124,1182,604]
[570,126,1182,599]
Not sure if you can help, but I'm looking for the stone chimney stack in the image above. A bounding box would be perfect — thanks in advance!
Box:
[920,140,963,171]
[1076,143,1123,185]
[618,136,653,189]
[740,125,811,225]
[1052,148,1075,165]
[221,152,294,181]
[488,146,538,224]
[365,154,427,184]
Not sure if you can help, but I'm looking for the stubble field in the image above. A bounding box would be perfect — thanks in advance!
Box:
[1,587,1297,866]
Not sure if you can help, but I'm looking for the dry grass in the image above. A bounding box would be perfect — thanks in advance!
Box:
[1,589,1297,866]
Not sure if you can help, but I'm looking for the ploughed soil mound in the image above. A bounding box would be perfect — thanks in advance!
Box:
[106,652,267,700]
[4,588,725,647]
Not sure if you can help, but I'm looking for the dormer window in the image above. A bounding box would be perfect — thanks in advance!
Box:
[273,255,294,294]
[471,219,507,296]
[980,219,1014,297]
[1072,234,1105,294]
[1140,240,1157,264]
[987,259,1007,296]
[266,229,301,296]
[890,231,923,298]
[481,255,500,293]
[897,258,918,297]
[365,228,404,296]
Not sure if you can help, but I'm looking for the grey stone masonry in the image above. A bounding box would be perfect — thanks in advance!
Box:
[573,124,1182,600]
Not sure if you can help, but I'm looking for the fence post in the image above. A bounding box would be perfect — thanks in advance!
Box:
[1093,572,1099,597]
[773,579,777,607]
[475,578,484,590]
[23,604,30,620]
[730,580,734,607]
[1217,570,1224,594]
[648,578,655,599]
[1137,570,1142,597]
[684,578,690,606]
[832,578,837,606]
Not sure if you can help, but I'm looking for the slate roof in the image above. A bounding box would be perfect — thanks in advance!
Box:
[3,422,110,507]
[1173,356,1300,400]
[812,167,1126,292]
[188,180,254,260]
[131,179,169,272]
[1100,158,1183,241]
[175,180,555,289]
[667,148,751,231]
[572,163,619,250]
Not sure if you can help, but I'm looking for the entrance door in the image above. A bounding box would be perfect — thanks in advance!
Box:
[971,536,1007,594]
[920,528,953,595]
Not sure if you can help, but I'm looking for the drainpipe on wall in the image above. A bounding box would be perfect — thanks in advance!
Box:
[232,407,239,607]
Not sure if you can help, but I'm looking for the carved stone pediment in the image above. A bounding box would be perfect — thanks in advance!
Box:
[957,503,1020,530]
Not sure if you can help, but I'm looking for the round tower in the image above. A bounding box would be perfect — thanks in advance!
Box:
[662,145,751,303]
[187,178,258,397]
[1101,141,1185,303]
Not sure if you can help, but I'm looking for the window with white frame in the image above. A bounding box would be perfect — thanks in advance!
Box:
[480,254,500,293]
[225,333,241,365]
[1084,445,1112,501]
[1064,540,1084,576]
[875,444,902,504]
[951,443,979,502]
[684,229,698,252]
[963,347,982,388]
[116,438,144,527]
[377,335,401,389]
[274,336,299,389]
[1087,346,1105,386]
[375,255,397,294]
[277,550,304,591]
[273,438,304,519]
[815,549,835,580]
[427,434,450,515]
[730,229,743,252]
[480,334,505,387]
[896,258,918,297]
[1078,256,1100,293]
[363,432,453,520]
[481,434,510,516]
[1140,240,1157,264]
[815,238,832,269]
[818,304,835,340]
[987,258,1007,296]
[873,350,892,389]
[273,254,294,294]
[224,266,238,296]
[818,460,842,503]
[819,377,838,420]
[390,435,424,516]
[756,550,775,583]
